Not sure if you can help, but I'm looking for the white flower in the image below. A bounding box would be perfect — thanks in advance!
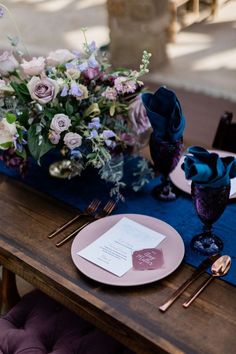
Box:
[47,49,76,66]
[0,51,19,76]
[50,114,71,133]
[64,132,82,150]
[20,57,45,76]
[0,118,17,148]
[0,79,14,97]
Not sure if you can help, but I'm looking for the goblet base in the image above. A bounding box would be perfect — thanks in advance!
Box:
[152,181,177,201]
[190,233,223,256]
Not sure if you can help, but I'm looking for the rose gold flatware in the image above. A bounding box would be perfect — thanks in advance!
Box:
[159,253,220,312]
[183,255,231,308]
[48,199,101,239]
[56,200,116,247]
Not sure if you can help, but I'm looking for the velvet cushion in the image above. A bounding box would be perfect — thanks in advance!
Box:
[0,290,132,354]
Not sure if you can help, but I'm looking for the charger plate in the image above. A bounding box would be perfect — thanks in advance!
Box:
[170,149,236,198]
[71,213,185,286]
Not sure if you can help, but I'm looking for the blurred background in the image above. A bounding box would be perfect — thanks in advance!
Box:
[1,0,236,147]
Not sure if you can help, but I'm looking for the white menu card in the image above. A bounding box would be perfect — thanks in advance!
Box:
[78,217,166,277]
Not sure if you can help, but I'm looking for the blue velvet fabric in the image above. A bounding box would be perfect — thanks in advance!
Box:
[141,87,186,142]
[0,157,236,286]
[182,146,236,187]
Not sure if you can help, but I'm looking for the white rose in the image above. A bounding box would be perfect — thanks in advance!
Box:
[64,132,82,150]
[0,51,19,76]
[50,114,71,133]
[21,57,45,76]
[46,49,76,66]
[0,118,17,148]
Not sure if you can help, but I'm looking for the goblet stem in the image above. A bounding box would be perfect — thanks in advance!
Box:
[152,175,176,201]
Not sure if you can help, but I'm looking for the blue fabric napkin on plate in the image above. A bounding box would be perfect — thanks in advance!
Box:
[141,86,185,142]
[181,146,236,187]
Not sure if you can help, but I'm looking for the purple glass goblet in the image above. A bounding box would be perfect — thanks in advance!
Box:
[190,182,230,255]
[149,133,183,200]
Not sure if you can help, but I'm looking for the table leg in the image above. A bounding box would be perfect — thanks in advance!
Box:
[1,267,20,315]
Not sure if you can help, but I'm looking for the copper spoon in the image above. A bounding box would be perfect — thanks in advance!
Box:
[183,255,231,308]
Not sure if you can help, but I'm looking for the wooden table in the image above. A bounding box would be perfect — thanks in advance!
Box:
[0,173,236,354]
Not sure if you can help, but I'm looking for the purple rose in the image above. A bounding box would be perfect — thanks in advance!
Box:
[27,76,59,104]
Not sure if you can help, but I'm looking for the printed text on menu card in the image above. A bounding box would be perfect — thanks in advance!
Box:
[78,217,166,277]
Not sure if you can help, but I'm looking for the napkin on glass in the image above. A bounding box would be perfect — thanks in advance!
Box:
[141,86,186,142]
[181,146,236,188]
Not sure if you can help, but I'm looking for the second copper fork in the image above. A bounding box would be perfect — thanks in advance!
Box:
[48,199,101,239]
[56,200,116,247]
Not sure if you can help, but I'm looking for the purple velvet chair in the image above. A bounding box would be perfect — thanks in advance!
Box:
[0,290,133,354]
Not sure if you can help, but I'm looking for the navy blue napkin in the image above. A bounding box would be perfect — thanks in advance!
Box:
[181,146,236,187]
[141,86,185,142]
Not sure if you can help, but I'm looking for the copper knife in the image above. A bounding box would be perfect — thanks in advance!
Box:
[159,253,220,312]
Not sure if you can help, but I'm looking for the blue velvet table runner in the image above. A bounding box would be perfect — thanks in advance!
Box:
[0,156,236,286]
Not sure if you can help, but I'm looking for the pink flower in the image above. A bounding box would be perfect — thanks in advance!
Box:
[21,57,45,76]
[48,130,60,145]
[83,67,100,80]
[129,95,151,134]
[27,76,59,104]
[101,87,117,101]
[47,49,76,66]
[114,77,137,94]
[0,51,19,76]
[64,132,82,150]
[50,114,71,133]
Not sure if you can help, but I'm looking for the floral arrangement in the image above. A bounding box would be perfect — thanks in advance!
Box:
[0,4,153,199]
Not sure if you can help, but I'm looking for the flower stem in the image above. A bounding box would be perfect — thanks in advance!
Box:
[0,2,29,57]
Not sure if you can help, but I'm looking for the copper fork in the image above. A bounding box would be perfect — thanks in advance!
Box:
[56,200,116,247]
[48,199,101,239]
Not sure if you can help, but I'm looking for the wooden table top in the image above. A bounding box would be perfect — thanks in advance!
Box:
[0,173,236,354]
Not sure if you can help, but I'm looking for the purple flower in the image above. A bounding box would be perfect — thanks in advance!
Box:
[0,7,4,18]
[88,41,97,53]
[88,117,101,130]
[60,85,68,97]
[102,130,116,139]
[88,55,99,68]
[78,62,88,72]
[69,82,82,97]
[88,129,98,139]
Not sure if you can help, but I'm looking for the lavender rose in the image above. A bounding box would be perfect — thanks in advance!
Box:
[27,76,59,104]
[0,51,19,76]
[21,57,45,76]
[64,132,82,150]
[50,114,71,133]
[47,49,76,66]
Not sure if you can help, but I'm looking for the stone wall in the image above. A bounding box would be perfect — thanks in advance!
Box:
[107,0,169,71]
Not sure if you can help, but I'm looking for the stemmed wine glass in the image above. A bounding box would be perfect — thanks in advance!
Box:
[149,133,183,200]
[190,182,230,255]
